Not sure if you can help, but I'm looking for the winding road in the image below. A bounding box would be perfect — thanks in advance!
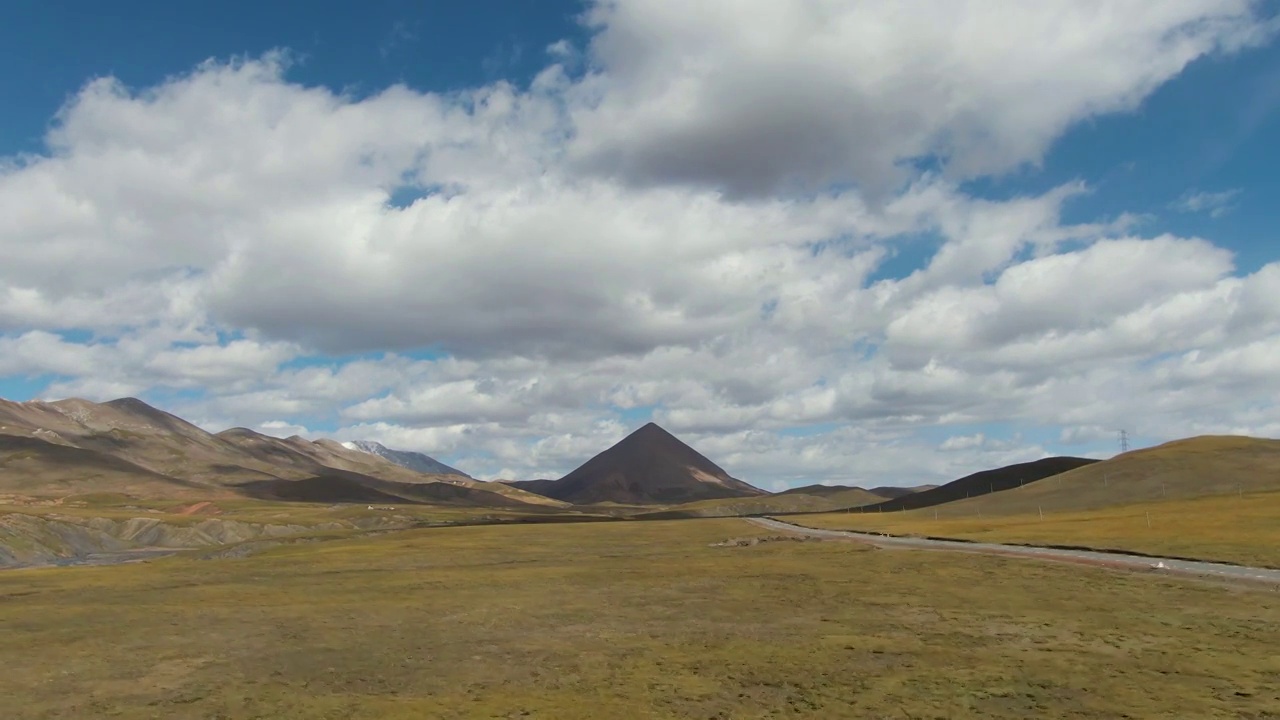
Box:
[748,517,1280,585]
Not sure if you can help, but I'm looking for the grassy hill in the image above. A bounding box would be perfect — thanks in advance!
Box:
[633,487,884,519]
[799,488,1280,568]
[795,436,1280,567]
[0,434,222,499]
[855,456,1099,513]
[868,485,938,499]
[774,484,934,501]
[869,435,1280,518]
[639,483,939,520]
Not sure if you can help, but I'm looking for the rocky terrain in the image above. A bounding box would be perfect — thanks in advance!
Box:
[0,510,410,568]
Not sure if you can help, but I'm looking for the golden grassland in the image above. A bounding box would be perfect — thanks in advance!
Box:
[4,519,1280,719]
[0,493,594,526]
[0,495,612,566]
[799,488,1280,567]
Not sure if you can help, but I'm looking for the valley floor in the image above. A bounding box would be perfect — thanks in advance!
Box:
[3,519,1280,718]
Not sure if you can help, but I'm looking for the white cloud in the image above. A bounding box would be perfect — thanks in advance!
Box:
[1,2,1278,487]
[883,235,1239,372]
[1173,188,1243,218]
[940,433,986,452]
[568,0,1269,197]
[255,419,312,437]
[144,339,296,384]
[0,331,107,378]
[1059,426,1117,446]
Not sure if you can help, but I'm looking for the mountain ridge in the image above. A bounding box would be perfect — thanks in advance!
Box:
[0,396,556,508]
[340,440,470,478]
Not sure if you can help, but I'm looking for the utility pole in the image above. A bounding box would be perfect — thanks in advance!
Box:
[1118,429,1130,454]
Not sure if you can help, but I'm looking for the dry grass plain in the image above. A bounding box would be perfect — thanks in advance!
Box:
[4,518,1280,719]
[0,492,584,526]
[800,488,1280,568]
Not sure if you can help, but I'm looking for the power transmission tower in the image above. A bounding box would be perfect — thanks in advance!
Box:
[1118,429,1129,454]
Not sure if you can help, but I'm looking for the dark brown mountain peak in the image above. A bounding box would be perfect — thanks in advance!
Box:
[619,421,688,448]
[522,423,765,505]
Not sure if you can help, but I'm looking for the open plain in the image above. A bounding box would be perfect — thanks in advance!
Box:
[4,518,1280,719]
[5,404,1280,718]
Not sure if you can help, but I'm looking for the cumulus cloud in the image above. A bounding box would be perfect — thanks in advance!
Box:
[568,0,1269,197]
[883,236,1239,372]
[144,340,298,384]
[1,1,1278,486]
[255,419,312,437]
[0,331,107,378]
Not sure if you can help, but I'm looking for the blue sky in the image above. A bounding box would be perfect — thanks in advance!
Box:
[1019,42,1280,275]
[2,1,1279,488]
[1,1,585,148]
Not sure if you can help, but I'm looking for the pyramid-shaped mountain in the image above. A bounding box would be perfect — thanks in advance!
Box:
[514,423,765,505]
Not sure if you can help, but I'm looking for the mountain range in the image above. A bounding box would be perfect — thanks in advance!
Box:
[340,440,470,478]
[0,397,557,508]
[0,397,778,509]
[1,395,1085,514]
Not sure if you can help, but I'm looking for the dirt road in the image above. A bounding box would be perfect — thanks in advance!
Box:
[748,517,1280,585]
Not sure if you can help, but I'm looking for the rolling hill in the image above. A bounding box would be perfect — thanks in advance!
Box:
[869,485,939,499]
[635,486,884,519]
[902,435,1280,517]
[0,433,215,499]
[512,423,764,505]
[636,481,944,520]
[775,484,936,501]
[854,456,1100,513]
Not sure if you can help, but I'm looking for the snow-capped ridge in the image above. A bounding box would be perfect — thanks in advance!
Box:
[341,440,471,478]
